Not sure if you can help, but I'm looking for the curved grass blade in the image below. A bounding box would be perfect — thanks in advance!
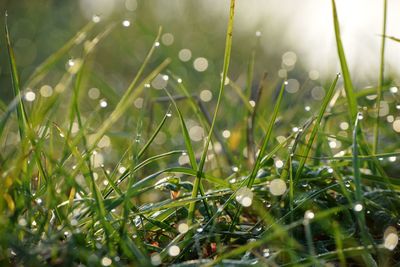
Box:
[163,89,197,170]
[164,88,213,219]
[137,109,170,159]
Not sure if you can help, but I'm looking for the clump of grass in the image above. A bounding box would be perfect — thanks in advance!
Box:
[1,1,400,266]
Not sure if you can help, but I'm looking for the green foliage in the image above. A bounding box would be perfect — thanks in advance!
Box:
[0,1,400,266]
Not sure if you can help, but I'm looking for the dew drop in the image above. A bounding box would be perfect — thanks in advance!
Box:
[168,245,180,256]
[151,253,162,265]
[304,210,315,220]
[353,203,363,212]
[100,99,108,108]
[262,248,270,258]
[269,179,287,196]
[122,19,131,27]
[92,15,101,23]
[25,91,36,102]
[178,223,189,234]
[101,257,112,266]
[390,87,398,94]
[222,130,231,138]
[383,226,398,251]
[275,159,284,168]
[235,187,254,207]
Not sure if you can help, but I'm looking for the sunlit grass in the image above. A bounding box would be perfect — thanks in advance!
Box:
[1,1,400,266]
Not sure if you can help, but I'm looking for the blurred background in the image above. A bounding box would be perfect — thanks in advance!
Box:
[2,0,400,99]
[1,0,400,176]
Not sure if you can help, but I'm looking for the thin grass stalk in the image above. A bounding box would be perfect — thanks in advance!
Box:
[294,74,339,184]
[331,0,357,121]
[353,113,378,267]
[373,0,388,154]
[188,0,235,223]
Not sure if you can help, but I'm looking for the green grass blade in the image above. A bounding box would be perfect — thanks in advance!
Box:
[331,0,357,121]
[190,0,236,223]
[229,81,286,230]
[137,110,170,159]
[247,81,285,188]
[352,113,378,267]
[5,14,28,140]
[25,21,95,88]
[294,74,339,183]
[164,90,197,170]
[372,0,387,154]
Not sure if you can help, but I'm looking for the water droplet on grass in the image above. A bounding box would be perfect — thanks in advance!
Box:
[177,222,189,234]
[151,253,162,265]
[101,257,112,266]
[236,187,254,207]
[275,159,284,168]
[353,203,363,212]
[390,87,398,94]
[122,19,131,27]
[100,99,108,108]
[92,15,101,23]
[222,130,231,138]
[168,245,180,256]
[304,210,315,220]
[40,85,53,97]
[193,57,208,72]
[269,179,287,196]
[383,226,398,251]
[25,91,36,102]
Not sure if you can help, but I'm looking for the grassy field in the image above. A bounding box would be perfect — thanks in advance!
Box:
[1,0,400,266]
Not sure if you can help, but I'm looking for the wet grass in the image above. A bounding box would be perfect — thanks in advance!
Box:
[1,0,400,266]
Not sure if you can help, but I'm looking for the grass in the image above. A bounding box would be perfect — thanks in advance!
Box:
[1,1,400,266]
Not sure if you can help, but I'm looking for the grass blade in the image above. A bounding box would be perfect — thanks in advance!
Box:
[372,0,387,154]
[247,81,285,188]
[5,13,28,140]
[294,74,340,183]
[25,21,95,88]
[352,113,378,267]
[164,90,197,169]
[331,0,357,121]
[190,0,236,223]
